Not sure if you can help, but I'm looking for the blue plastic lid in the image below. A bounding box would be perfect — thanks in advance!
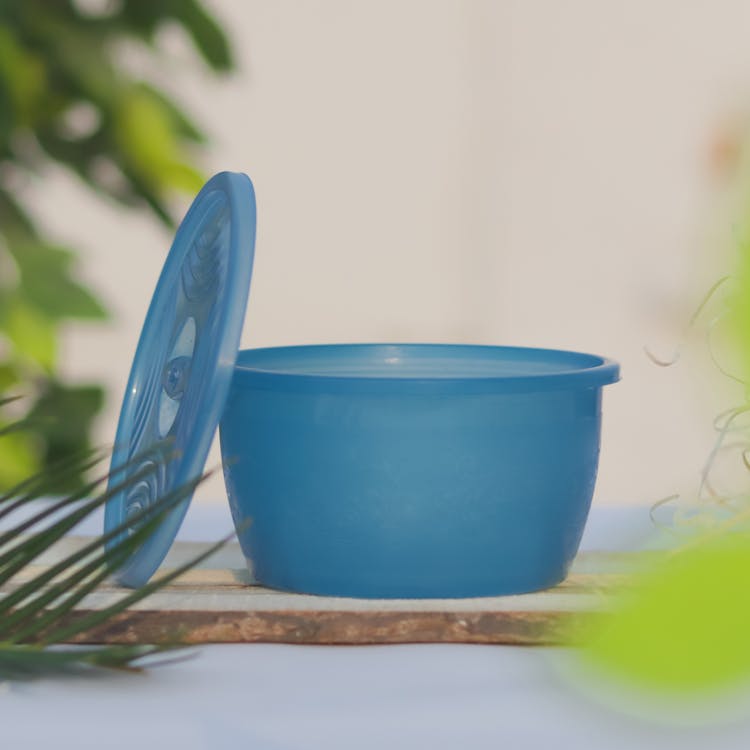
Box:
[104,172,257,587]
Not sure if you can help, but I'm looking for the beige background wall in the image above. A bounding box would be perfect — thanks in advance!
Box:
[19,1,750,507]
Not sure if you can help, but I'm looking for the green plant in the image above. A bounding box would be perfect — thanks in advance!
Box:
[578,227,750,712]
[0,0,233,489]
[0,396,231,679]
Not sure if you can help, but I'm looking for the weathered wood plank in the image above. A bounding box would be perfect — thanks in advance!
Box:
[64,609,597,646]
[1,537,632,645]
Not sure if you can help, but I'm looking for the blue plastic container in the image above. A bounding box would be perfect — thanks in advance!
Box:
[103,172,621,596]
[220,343,619,598]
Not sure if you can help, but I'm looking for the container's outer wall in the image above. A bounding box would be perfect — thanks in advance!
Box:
[220,382,602,598]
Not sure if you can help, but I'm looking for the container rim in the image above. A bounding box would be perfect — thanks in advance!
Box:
[231,343,620,394]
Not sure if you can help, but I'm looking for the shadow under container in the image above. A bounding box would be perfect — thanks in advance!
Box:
[219,343,619,599]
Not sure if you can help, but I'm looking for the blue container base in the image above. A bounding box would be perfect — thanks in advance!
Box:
[246,559,570,599]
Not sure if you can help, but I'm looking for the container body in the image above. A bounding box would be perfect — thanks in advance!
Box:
[219,344,618,598]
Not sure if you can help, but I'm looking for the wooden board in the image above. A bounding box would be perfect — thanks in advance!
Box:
[2,538,639,646]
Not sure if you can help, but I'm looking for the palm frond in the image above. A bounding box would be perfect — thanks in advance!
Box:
[0,643,184,680]
[0,415,228,679]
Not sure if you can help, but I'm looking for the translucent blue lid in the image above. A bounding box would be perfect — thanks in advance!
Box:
[104,172,256,587]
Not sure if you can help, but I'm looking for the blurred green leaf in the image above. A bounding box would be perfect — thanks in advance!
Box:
[8,240,107,320]
[0,364,19,391]
[170,0,233,71]
[0,23,47,126]
[137,83,206,144]
[0,0,235,488]
[117,0,233,71]
[583,535,750,695]
[0,431,37,489]
[0,294,57,372]
[0,644,174,679]
[114,87,204,195]
[26,382,104,492]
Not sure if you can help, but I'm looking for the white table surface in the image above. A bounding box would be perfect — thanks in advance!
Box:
[2,503,749,750]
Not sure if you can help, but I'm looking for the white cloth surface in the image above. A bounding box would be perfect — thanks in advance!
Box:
[4,643,750,750]
[2,505,748,750]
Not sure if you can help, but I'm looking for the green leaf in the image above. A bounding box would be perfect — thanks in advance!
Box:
[118,163,175,226]
[0,364,19,391]
[0,431,37,489]
[137,83,206,143]
[0,643,180,680]
[170,0,233,71]
[0,0,237,496]
[0,23,47,126]
[161,160,205,194]
[31,272,107,320]
[0,394,24,408]
[26,382,104,489]
[0,189,37,239]
[0,294,57,372]
[114,87,204,196]
[116,0,233,71]
[582,535,750,695]
[5,239,107,321]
